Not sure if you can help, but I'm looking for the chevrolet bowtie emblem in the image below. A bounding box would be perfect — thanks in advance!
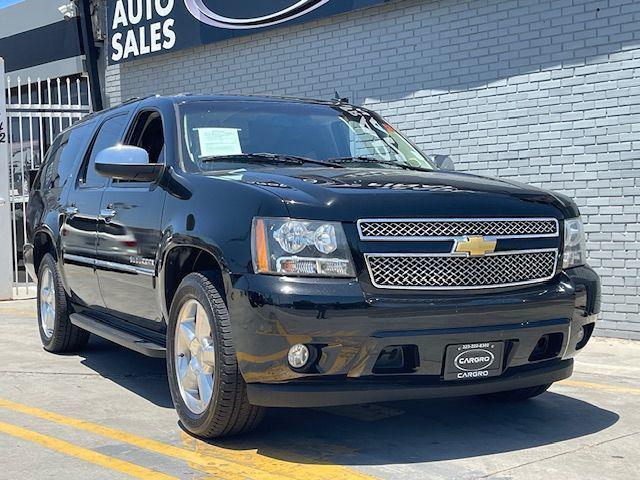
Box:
[454,236,497,256]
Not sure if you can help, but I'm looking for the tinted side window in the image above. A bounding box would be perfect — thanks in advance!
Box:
[39,135,63,190]
[79,114,129,188]
[39,123,93,190]
[128,111,165,164]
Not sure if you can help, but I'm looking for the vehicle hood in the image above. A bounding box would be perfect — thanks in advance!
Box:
[216,167,578,220]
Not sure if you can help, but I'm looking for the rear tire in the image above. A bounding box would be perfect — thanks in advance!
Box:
[37,253,90,353]
[484,383,552,402]
[166,272,265,438]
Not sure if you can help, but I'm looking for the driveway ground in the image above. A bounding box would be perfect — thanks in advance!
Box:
[0,299,637,480]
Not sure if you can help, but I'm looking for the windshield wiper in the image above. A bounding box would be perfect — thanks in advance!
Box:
[200,153,344,168]
[327,156,433,172]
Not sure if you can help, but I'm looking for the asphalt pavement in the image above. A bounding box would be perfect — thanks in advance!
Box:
[0,299,637,479]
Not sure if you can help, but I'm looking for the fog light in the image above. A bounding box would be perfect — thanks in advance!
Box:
[288,344,310,369]
[576,322,595,350]
[575,327,585,344]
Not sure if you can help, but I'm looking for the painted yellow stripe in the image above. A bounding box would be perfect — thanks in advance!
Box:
[558,379,640,395]
[0,398,279,480]
[0,420,176,480]
[0,397,375,480]
[177,431,370,480]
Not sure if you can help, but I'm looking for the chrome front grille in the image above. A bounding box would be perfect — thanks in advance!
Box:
[358,218,558,240]
[359,217,561,290]
[365,250,558,289]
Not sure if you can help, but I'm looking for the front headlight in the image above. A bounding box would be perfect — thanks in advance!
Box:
[563,217,586,269]
[252,218,356,277]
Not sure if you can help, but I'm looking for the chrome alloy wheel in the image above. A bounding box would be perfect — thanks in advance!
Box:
[39,267,56,339]
[174,299,216,415]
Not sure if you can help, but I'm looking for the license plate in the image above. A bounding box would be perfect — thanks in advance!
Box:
[444,341,504,381]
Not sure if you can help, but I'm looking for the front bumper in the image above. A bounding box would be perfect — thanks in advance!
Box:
[228,266,599,407]
[247,359,574,407]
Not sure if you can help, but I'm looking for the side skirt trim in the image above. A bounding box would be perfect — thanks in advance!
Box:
[70,313,166,358]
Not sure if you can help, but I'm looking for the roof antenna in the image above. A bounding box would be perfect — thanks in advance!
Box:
[334,91,349,104]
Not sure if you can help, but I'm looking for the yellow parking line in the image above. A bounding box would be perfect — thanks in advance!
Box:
[0,420,177,480]
[558,379,640,395]
[0,397,375,480]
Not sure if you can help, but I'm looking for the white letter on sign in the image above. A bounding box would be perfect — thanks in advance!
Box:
[156,0,174,17]
[112,0,128,28]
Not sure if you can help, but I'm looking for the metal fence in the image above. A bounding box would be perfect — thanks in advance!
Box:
[4,74,92,298]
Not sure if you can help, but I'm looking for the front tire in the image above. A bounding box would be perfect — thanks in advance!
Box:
[166,272,264,438]
[484,383,552,402]
[37,253,89,353]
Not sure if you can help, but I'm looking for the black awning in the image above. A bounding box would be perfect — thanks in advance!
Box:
[0,17,84,73]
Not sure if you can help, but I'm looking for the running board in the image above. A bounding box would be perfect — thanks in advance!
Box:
[70,313,166,358]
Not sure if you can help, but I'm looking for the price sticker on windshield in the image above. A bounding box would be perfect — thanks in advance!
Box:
[196,127,242,157]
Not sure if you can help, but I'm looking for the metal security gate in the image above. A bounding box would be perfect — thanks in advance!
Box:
[3,72,92,298]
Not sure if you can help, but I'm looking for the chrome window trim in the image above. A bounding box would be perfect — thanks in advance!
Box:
[63,254,155,276]
[364,248,559,290]
[357,217,560,241]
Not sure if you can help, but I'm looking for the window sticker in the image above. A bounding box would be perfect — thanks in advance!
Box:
[196,127,242,157]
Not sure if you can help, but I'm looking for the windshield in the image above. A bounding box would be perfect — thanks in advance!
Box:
[179,100,436,172]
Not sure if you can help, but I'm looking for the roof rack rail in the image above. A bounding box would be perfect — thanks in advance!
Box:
[121,94,158,105]
[81,94,158,121]
[333,91,349,104]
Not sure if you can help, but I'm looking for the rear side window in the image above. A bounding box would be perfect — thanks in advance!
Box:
[39,123,93,190]
[78,114,129,188]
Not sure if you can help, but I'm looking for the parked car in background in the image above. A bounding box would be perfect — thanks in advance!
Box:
[25,95,600,438]
[9,146,41,273]
[11,146,39,197]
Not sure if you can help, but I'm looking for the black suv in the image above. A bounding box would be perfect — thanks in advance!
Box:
[25,95,600,438]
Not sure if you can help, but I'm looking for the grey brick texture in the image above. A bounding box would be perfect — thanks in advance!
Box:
[103,0,640,339]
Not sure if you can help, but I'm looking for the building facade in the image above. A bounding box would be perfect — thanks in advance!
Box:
[107,0,640,339]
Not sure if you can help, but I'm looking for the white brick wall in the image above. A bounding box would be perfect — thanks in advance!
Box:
[104,0,640,339]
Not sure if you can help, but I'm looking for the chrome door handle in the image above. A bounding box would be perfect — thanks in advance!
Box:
[99,208,117,222]
[65,205,78,218]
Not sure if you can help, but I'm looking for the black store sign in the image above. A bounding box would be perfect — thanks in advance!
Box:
[107,0,391,64]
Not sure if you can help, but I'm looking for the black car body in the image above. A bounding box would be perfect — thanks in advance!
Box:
[25,95,600,437]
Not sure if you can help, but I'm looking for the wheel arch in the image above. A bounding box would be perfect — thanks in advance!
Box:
[159,243,230,321]
[32,226,58,274]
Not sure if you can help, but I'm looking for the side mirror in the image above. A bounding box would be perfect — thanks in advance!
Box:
[432,154,455,171]
[95,146,164,182]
